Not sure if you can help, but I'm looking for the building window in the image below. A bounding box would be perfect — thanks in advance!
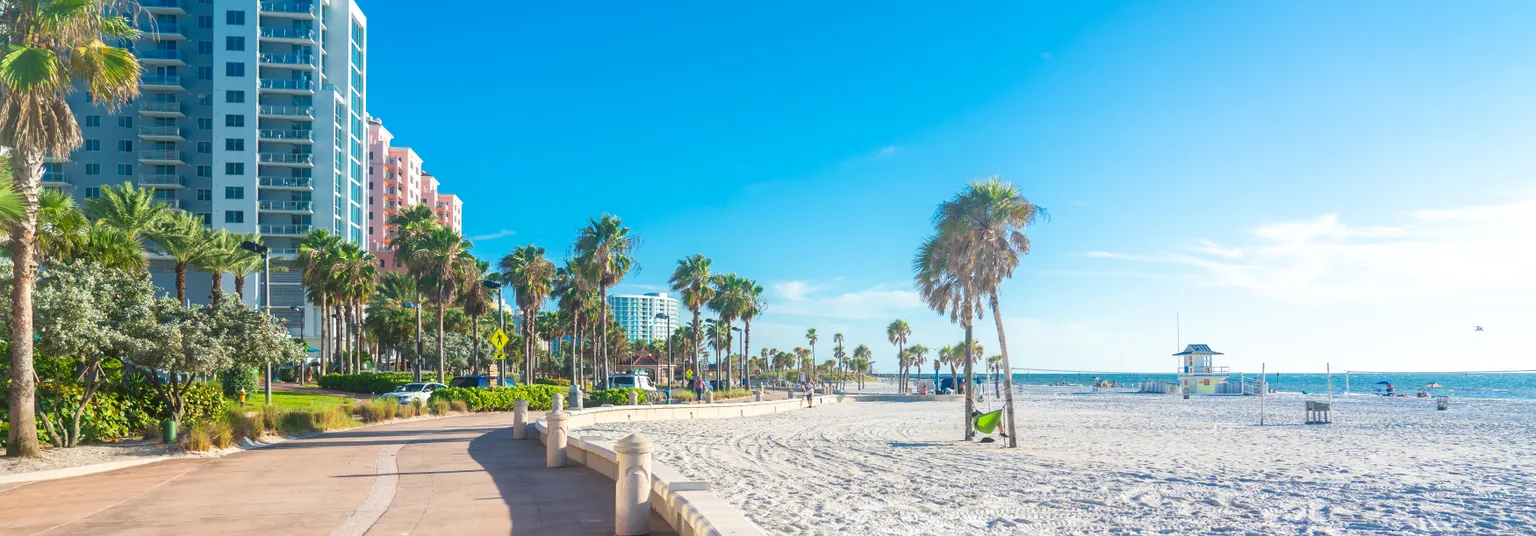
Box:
[225,90,244,103]
[225,62,244,77]
[117,116,133,128]
[84,163,100,175]
[197,94,211,106]
[196,213,212,225]
[225,186,244,199]
[226,10,245,25]
[197,66,212,80]
[117,164,132,176]
[224,210,244,223]
[83,139,100,151]
[197,141,211,153]
[84,115,100,127]
[84,187,101,198]
[225,115,244,127]
[198,15,212,29]
[225,36,244,51]
[225,163,244,175]
[196,165,212,177]
[117,140,132,152]
[225,138,244,151]
[197,188,212,201]
[197,40,212,54]
[197,118,212,130]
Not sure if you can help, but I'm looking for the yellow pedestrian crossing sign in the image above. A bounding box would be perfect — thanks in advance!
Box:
[490,328,509,350]
[685,369,694,380]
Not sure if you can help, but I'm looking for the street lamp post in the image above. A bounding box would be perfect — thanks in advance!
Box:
[655,313,672,403]
[483,280,505,386]
[404,301,423,382]
[734,326,744,389]
[240,241,273,405]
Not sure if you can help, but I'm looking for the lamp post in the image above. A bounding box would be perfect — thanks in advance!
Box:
[404,301,423,382]
[483,279,505,386]
[733,326,743,389]
[655,313,672,403]
[240,241,273,404]
[703,318,718,386]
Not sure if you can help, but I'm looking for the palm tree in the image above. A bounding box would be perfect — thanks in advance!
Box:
[409,228,476,383]
[553,260,596,384]
[226,233,267,300]
[298,229,344,378]
[708,273,749,386]
[82,182,166,243]
[852,344,872,390]
[805,328,819,387]
[915,234,982,440]
[886,320,910,393]
[500,244,554,384]
[0,2,141,457]
[368,272,418,371]
[573,214,637,385]
[332,242,378,373]
[668,254,712,388]
[987,355,1004,396]
[738,278,763,385]
[462,260,493,375]
[832,332,846,390]
[907,344,930,393]
[148,211,212,305]
[385,204,437,268]
[928,178,1045,448]
[192,230,241,301]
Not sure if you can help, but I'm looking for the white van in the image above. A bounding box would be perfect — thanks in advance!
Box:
[606,373,657,392]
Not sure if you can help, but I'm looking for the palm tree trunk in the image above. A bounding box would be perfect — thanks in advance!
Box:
[471,314,480,376]
[209,272,224,301]
[318,298,329,378]
[234,274,246,300]
[989,292,1018,448]
[175,262,188,306]
[962,323,976,441]
[599,289,610,385]
[6,151,43,458]
[743,320,752,388]
[354,301,364,372]
[435,301,446,384]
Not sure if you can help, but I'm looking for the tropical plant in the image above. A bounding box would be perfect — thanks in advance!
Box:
[805,328,819,386]
[908,344,930,392]
[191,230,240,301]
[668,254,712,386]
[886,320,911,393]
[852,344,872,389]
[552,259,595,384]
[462,260,493,375]
[82,182,165,242]
[408,228,476,383]
[499,244,554,384]
[574,214,637,384]
[147,210,212,305]
[297,229,343,379]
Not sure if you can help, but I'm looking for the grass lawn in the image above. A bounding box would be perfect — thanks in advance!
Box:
[232,391,353,412]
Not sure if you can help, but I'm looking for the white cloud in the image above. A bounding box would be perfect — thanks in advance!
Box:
[877,145,898,157]
[468,229,517,242]
[1091,198,1536,304]
[769,280,923,320]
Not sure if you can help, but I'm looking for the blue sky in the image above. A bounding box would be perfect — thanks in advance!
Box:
[362,1,1536,373]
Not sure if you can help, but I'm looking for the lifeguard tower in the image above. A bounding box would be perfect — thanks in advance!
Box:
[1174,344,1230,394]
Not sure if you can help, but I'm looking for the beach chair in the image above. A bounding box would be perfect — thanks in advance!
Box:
[1435,396,1449,411]
[1305,400,1331,424]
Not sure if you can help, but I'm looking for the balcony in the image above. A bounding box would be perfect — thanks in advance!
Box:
[40,172,70,186]
[258,53,316,70]
[259,28,316,44]
[257,105,313,119]
[258,200,313,213]
[258,79,315,94]
[260,224,313,237]
[258,176,314,190]
[137,174,187,189]
[137,49,185,66]
[141,75,184,92]
[258,153,314,167]
[258,129,313,143]
[137,23,185,41]
[139,102,185,118]
[141,0,185,15]
[137,150,185,165]
[260,2,318,18]
[138,126,183,141]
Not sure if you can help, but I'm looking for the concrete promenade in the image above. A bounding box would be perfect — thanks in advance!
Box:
[0,412,670,535]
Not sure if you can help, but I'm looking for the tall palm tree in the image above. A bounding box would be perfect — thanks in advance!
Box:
[298,229,343,378]
[553,260,596,384]
[928,178,1045,448]
[332,242,378,373]
[668,254,712,388]
[987,355,1004,396]
[0,1,141,457]
[385,204,437,268]
[908,344,930,393]
[368,272,418,371]
[574,214,637,384]
[462,260,492,375]
[886,320,910,393]
[83,182,165,242]
[192,230,241,301]
[805,328,819,387]
[226,233,266,300]
[148,211,212,305]
[832,332,846,390]
[738,278,763,386]
[500,244,554,384]
[853,344,872,390]
[915,234,982,440]
[409,227,476,383]
[708,273,748,386]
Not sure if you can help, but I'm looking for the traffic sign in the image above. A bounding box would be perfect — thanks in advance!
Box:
[493,349,506,360]
[490,328,509,349]
[685,369,694,380]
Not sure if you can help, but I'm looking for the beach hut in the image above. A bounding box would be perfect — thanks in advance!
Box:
[1174,344,1230,395]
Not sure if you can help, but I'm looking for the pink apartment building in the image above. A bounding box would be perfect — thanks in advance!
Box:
[367,117,464,273]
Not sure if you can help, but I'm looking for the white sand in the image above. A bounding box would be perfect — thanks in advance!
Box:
[578,383,1536,535]
[0,439,181,476]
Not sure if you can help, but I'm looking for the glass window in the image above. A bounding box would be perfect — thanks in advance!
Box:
[84,187,101,198]
[226,10,245,25]
[225,139,244,151]
[198,16,212,29]
[117,116,133,128]
[225,62,244,77]
[224,210,244,223]
[197,141,211,153]
[225,90,244,103]
[84,116,101,127]
[197,66,212,80]
[225,36,244,51]
[196,165,212,177]
[197,118,212,130]
[117,164,132,176]
[83,139,100,151]
[197,189,212,201]
[225,186,244,199]
[225,115,244,127]
[84,163,100,175]
[197,41,212,54]
[117,140,133,152]
[225,163,244,175]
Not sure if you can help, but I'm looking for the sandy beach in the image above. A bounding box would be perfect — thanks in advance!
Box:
[578,382,1536,535]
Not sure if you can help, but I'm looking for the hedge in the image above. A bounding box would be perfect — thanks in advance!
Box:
[0,378,226,449]
[533,378,571,388]
[586,388,649,407]
[317,372,415,394]
[428,385,566,411]
[220,367,260,398]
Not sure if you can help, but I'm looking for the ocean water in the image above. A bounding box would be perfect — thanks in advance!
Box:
[910,372,1536,401]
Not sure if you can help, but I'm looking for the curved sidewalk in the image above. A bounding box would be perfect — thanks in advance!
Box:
[0,412,667,535]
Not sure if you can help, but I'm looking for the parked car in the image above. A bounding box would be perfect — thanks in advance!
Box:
[449,376,491,388]
[606,373,657,392]
[380,382,447,405]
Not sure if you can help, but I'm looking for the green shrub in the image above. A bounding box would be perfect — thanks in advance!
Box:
[316,372,415,394]
[669,390,698,403]
[429,385,566,411]
[277,367,296,383]
[355,400,392,423]
[534,378,571,388]
[716,388,753,400]
[0,377,227,447]
[260,405,282,432]
[227,409,264,442]
[431,401,450,415]
[184,426,213,452]
[313,407,355,431]
[586,388,649,407]
[206,420,235,449]
[277,411,319,436]
[219,367,261,399]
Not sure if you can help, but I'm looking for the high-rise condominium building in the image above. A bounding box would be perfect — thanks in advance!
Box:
[50,0,370,339]
[366,117,463,273]
[607,293,683,342]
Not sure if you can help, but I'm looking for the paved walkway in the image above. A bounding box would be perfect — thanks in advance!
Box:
[0,413,671,535]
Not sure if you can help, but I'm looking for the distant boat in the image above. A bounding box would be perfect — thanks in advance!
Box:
[1426,383,1443,388]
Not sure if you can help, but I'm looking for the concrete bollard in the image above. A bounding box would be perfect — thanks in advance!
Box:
[627,390,638,406]
[754,389,763,402]
[570,384,584,411]
[546,408,568,468]
[513,399,529,440]
[614,434,654,536]
[704,391,714,404]
[552,393,564,412]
